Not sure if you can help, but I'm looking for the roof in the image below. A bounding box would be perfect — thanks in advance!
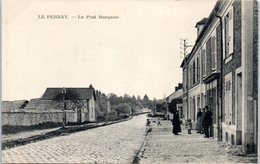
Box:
[180,55,190,67]
[2,100,28,111]
[184,0,222,64]
[41,88,96,100]
[166,89,183,102]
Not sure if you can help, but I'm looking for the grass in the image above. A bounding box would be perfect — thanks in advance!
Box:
[2,122,62,135]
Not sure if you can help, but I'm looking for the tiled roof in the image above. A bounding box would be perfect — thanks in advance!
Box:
[166,89,183,102]
[41,88,96,100]
[2,100,28,111]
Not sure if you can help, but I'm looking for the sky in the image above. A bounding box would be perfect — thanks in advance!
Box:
[3,0,217,101]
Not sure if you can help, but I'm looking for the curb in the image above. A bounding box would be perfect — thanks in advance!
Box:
[2,116,133,150]
[132,126,152,164]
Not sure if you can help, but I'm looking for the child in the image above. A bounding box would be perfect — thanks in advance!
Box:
[146,119,152,132]
[157,118,161,126]
[187,119,192,134]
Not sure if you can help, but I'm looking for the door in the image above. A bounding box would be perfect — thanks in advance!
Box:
[236,73,242,144]
[77,108,81,123]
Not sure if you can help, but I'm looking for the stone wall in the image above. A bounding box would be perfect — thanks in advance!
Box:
[2,110,77,126]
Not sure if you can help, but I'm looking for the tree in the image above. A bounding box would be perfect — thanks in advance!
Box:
[132,95,136,101]
[142,94,150,108]
[143,94,149,101]
[168,98,182,114]
[137,95,141,102]
[52,89,82,128]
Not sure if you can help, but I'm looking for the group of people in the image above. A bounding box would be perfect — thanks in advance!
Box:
[196,106,213,138]
[171,106,213,138]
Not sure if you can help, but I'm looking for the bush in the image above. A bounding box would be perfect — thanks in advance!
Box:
[97,115,106,122]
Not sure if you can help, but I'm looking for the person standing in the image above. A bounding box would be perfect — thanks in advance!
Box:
[196,108,202,133]
[172,110,181,135]
[202,106,212,138]
[157,118,161,126]
[200,108,206,134]
[187,119,192,134]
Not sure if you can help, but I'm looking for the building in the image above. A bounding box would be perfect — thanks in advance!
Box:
[180,0,258,154]
[166,83,183,120]
[41,86,97,123]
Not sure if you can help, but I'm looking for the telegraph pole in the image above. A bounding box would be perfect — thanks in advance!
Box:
[180,38,193,122]
[180,38,193,57]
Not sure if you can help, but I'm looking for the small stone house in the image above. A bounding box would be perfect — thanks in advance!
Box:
[41,87,97,123]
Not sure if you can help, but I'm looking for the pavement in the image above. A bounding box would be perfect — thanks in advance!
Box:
[2,115,258,163]
[138,118,258,164]
[2,114,147,163]
[2,118,131,150]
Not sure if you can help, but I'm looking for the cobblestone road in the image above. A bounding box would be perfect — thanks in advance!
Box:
[139,119,257,164]
[2,115,147,163]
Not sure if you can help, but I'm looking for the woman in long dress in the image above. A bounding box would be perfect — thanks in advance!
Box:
[172,111,181,135]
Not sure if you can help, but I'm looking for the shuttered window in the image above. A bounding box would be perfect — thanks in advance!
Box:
[211,31,217,70]
[225,6,234,58]
[201,49,206,77]
[197,56,200,82]
[224,74,232,124]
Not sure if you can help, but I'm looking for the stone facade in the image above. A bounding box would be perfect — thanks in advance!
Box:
[180,0,258,154]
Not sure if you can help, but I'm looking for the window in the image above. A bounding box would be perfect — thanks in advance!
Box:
[211,30,217,70]
[225,6,234,58]
[201,49,206,77]
[197,56,200,81]
[183,69,186,90]
[224,73,232,124]
[193,96,196,121]
[189,65,193,87]
[193,62,196,84]
[206,38,211,75]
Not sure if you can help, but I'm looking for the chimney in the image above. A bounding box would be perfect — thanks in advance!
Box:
[195,18,208,36]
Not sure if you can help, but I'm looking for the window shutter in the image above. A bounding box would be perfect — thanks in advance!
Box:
[193,61,196,84]
[228,7,234,54]
[197,57,199,81]
[224,78,232,123]
[211,36,216,69]
[225,16,229,56]
[201,49,206,76]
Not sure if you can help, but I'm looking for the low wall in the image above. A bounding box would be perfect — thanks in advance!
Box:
[3,110,77,126]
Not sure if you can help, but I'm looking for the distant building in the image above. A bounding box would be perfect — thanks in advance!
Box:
[166,83,183,120]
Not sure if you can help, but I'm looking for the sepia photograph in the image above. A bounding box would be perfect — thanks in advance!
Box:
[2,0,258,163]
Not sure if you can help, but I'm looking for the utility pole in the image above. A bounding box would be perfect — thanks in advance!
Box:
[180,38,193,122]
[180,38,193,57]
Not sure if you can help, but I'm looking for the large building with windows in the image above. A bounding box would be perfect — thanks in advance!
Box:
[180,0,258,154]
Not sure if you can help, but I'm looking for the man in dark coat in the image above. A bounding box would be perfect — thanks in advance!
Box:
[202,106,212,138]
[172,110,181,135]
